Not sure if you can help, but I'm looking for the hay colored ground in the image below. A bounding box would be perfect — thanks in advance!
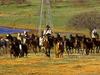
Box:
[0,53,100,75]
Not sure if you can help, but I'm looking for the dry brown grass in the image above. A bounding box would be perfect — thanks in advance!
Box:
[0,53,100,75]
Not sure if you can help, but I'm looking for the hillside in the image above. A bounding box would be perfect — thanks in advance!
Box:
[0,0,100,32]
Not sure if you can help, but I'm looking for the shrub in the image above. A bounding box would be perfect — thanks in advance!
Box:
[69,11,100,34]
[69,11,100,36]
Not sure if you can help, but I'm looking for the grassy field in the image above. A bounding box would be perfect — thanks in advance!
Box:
[0,0,100,31]
[0,53,100,75]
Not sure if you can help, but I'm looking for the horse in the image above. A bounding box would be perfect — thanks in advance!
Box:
[43,36,50,57]
[10,38,28,58]
[39,36,45,52]
[65,37,74,55]
[54,34,64,57]
[74,34,84,54]
[85,38,93,55]
[31,36,39,54]
[55,39,64,58]
[42,35,54,57]
[66,34,75,54]
[10,41,20,58]
[0,38,6,55]
[19,43,28,57]
[92,38,100,53]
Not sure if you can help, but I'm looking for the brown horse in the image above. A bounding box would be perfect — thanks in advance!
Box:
[43,36,51,57]
[55,40,64,58]
[54,34,64,58]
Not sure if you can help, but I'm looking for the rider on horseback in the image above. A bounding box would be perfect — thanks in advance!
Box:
[43,25,52,36]
[91,27,99,39]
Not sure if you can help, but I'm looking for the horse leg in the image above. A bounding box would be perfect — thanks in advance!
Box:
[48,49,50,57]
[45,49,48,57]
[96,46,99,53]
[24,51,27,57]
[77,46,80,54]
[70,47,72,54]
[32,46,36,54]
[92,47,94,54]
[0,47,4,56]
[55,45,58,58]
[98,46,100,53]
[25,48,28,57]
[86,49,89,55]
[38,46,41,52]
[92,48,94,54]
[68,47,71,54]
[57,52,59,58]
[90,48,92,54]
[66,47,69,55]
[34,47,37,54]
[60,50,64,58]
[0,47,1,55]
[74,47,77,54]
[10,49,14,58]
[81,48,84,55]
[45,48,50,57]
[1,46,4,55]
[36,47,38,53]
[55,49,58,58]
[4,46,7,54]
[59,52,61,58]
[61,52,63,58]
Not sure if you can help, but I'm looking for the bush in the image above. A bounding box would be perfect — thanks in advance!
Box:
[0,0,31,5]
[0,0,11,5]
[69,11,100,31]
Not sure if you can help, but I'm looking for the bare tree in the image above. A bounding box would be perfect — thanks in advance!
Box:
[69,11,100,36]
[70,0,88,6]
[50,0,65,3]
[15,0,27,4]
[0,0,11,5]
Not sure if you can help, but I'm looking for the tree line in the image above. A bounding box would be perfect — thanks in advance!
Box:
[0,0,27,5]
[0,0,88,5]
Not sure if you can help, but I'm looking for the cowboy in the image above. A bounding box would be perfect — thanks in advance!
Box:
[91,27,98,39]
[22,31,30,44]
[23,31,29,38]
[6,34,13,42]
[43,25,52,36]
[17,33,22,41]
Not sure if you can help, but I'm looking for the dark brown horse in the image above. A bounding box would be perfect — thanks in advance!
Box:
[43,36,51,57]
[31,36,39,54]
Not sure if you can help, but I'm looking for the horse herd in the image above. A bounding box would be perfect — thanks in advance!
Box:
[0,32,100,58]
